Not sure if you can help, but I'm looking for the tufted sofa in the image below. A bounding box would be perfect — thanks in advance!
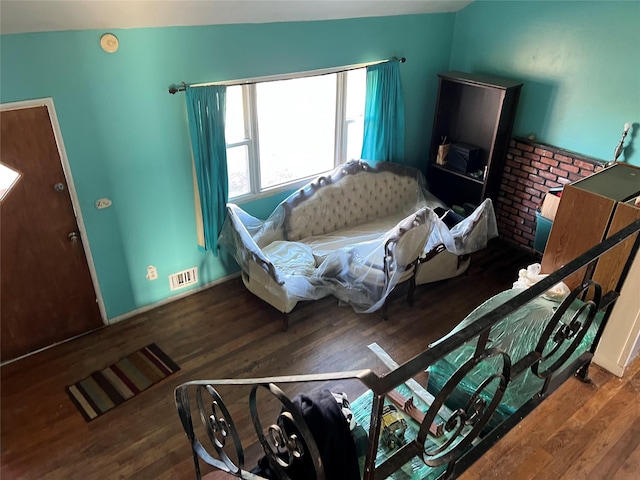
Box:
[282,165,421,241]
[219,161,498,322]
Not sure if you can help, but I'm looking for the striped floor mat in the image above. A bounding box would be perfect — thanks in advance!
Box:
[66,343,180,422]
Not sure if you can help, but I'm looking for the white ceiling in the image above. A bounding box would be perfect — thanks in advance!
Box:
[0,0,473,35]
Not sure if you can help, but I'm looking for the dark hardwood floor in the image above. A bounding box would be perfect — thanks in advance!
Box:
[462,356,640,480]
[1,239,637,479]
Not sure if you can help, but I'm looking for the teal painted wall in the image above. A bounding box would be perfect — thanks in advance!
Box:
[0,14,455,319]
[451,0,640,164]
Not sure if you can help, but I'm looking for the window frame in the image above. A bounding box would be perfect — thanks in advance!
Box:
[226,68,365,203]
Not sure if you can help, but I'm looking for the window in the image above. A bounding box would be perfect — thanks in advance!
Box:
[225,68,366,200]
[0,163,21,203]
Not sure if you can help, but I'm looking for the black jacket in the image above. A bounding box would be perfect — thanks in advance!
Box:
[251,389,360,480]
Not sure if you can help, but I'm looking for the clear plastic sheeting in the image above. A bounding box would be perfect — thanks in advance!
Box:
[218,160,499,314]
[311,207,437,313]
[512,263,571,301]
[427,289,601,427]
[425,199,497,255]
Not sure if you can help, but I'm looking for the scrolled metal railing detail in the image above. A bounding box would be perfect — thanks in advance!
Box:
[417,348,511,467]
[266,414,305,465]
[197,388,228,448]
[174,383,246,479]
[533,280,601,379]
[195,385,244,475]
[175,220,640,480]
[249,383,325,480]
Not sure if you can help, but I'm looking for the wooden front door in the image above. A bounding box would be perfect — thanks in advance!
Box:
[1,105,103,362]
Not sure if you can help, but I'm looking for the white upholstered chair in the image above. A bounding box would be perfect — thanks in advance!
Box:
[342,207,435,319]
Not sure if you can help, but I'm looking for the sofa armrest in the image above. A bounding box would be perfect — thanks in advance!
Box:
[425,198,499,255]
[221,204,283,286]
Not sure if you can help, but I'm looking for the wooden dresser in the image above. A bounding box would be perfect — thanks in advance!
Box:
[540,163,640,292]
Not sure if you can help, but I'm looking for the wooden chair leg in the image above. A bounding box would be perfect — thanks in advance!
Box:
[459,254,471,276]
[407,276,416,307]
[382,301,389,321]
[282,313,289,332]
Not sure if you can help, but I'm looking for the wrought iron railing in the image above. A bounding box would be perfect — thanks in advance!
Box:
[175,219,640,480]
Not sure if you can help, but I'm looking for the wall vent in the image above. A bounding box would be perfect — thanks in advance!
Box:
[169,267,198,291]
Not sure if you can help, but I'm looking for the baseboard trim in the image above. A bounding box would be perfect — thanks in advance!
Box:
[592,354,625,377]
[107,271,241,325]
[0,272,241,366]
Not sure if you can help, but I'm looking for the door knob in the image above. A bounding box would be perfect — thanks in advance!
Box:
[68,232,79,243]
[54,183,65,192]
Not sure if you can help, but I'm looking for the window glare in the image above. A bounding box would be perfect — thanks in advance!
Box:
[256,75,337,188]
[346,68,366,119]
[224,68,366,199]
[227,145,250,198]
[346,121,364,162]
[225,86,245,143]
[345,68,366,161]
[0,163,21,202]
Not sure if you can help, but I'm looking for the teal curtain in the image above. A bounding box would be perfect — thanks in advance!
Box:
[185,85,228,253]
[360,60,405,163]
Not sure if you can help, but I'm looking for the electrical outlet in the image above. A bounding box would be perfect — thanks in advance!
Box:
[146,265,158,280]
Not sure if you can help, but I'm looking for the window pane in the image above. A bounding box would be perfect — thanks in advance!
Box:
[346,121,364,162]
[225,86,245,144]
[0,163,21,202]
[346,68,366,119]
[256,75,337,188]
[345,68,366,161]
[227,145,250,198]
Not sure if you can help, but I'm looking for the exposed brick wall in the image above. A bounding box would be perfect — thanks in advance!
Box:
[495,138,605,251]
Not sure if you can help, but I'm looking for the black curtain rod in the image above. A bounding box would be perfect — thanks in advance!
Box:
[168,56,406,94]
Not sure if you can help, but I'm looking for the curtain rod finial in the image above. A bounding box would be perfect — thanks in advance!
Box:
[168,82,186,95]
